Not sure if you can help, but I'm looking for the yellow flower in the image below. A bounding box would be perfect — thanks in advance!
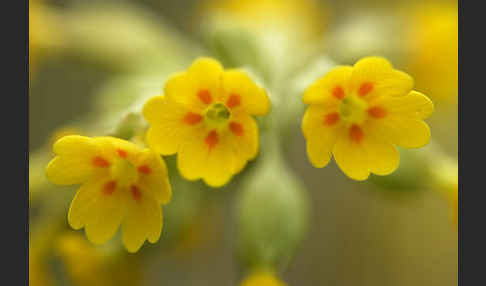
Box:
[239,270,287,286]
[29,0,63,75]
[46,135,172,252]
[302,57,434,180]
[143,58,270,187]
[404,2,458,103]
[432,160,458,226]
[200,0,326,41]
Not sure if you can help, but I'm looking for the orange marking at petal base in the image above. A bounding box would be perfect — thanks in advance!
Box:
[332,86,345,100]
[197,89,212,104]
[229,122,244,136]
[138,165,151,174]
[117,149,127,158]
[358,82,373,97]
[324,112,340,126]
[368,106,387,118]
[103,181,117,195]
[92,156,110,167]
[205,130,218,150]
[226,94,241,108]
[183,112,203,125]
[130,185,142,202]
[349,124,364,143]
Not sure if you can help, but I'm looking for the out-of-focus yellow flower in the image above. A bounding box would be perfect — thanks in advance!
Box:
[239,270,287,286]
[46,135,172,252]
[143,58,270,187]
[56,233,108,286]
[200,0,325,41]
[56,233,142,286]
[29,0,63,75]
[432,160,458,226]
[302,57,434,180]
[404,2,458,103]
[29,249,53,286]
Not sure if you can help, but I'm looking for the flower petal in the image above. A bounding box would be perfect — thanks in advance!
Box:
[302,104,342,168]
[371,118,431,148]
[332,135,371,180]
[361,132,400,176]
[46,156,95,185]
[46,135,100,185]
[303,66,353,104]
[203,131,237,187]
[228,114,259,173]
[332,125,400,180]
[68,178,126,244]
[144,97,198,155]
[177,127,237,187]
[349,57,414,100]
[372,90,434,120]
[164,58,224,109]
[222,69,270,115]
[176,126,210,181]
[135,150,172,205]
[121,194,162,253]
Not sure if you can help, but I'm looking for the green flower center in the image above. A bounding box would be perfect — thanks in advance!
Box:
[339,95,368,124]
[205,103,230,126]
[110,159,138,187]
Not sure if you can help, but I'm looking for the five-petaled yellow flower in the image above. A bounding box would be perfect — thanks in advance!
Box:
[143,57,270,187]
[46,135,172,252]
[302,57,434,180]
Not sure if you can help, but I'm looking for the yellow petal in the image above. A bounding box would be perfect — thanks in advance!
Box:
[371,118,431,148]
[349,57,414,100]
[68,179,126,244]
[121,194,162,253]
[52,135,98,156]
[176,126,209,181]
[46,156,95,185]
[164,57,224,109]
[46,135,100,185]
[177,127,238,187]
[222,69,270,115]
[303,66,353,104]
[144,98,194,155]
[361,132,400,176]
[229,114,259,174]
[332,125,400,180]
[332,135,371,180]
[302,104,342,168]
[203,131,237,187]
[135,149,172,205]
[372,90,434,120]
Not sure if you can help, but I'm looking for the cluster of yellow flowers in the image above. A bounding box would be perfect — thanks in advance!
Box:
[46,56,433,253]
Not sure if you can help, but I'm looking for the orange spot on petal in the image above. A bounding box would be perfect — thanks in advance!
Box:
[332,86,345,100]
[197,89,212,104]
[229,122,244,136]
[358,82,373,97]
[183,112,203,125]
[349,124,364,143]
[226,94,241,108]
[138,165,151,174]
[103,181,116,195]
[130,185,142,202]
[205,130,218,150]
[368,106,387,118]
[92,156,110,167]
[324,112,340,126]
[117,149,127,158]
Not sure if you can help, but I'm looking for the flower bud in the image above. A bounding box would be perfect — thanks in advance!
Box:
[235,134,310,269]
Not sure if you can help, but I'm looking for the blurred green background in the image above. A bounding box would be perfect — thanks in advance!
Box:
[29,0,458,285]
